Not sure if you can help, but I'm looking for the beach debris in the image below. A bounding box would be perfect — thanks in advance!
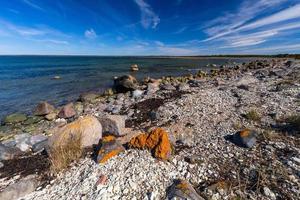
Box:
[114,75,138,93]
[97,135,125,163]
[3,113,27,124]
[48,116,102,150]
[99,115,126,136]
[167,179,205,200]
[128,128,172,160]
[130,64,139,71]
[58,103,76,119]
[79,93,100,103]
[0,175,39,200]
[34,101,55,116]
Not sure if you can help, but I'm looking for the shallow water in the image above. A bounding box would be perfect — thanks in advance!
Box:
[0,56,253,119]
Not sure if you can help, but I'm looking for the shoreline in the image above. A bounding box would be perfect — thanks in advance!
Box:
[0,58,299,199]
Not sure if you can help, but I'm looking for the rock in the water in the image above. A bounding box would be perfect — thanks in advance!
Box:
[130,64,139,71]
[167,179,205,200]
[128,128,172,160]
[99,115,126,136]
[79,93,99,103]
[161,83,176,91]
[230,129,257,148]
[114,75,138,93]
[0,175,38,200]
[58,103,76,119]
[34,102,55,116]
[0,143,19,160]
[132,89,144,98]
[4,113,27,124]
[97,135,125,163]
[23,116,42,125]
[48,116,102,150]
[45,113,57,121]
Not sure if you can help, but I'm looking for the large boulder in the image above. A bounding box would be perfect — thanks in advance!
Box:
[48,116,102,150]
[0,175,38,200]
[114,75,138,93]
[58,103,76,119]
[128,128,172,160]
[4,113,27,124]
[97,135,125,163]
[34,102,55,116]
[99,115,126,136]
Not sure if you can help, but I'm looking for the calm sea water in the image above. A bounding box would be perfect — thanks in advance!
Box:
[0,56,253,119]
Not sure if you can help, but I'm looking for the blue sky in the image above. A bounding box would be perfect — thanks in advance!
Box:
[0,0,300,55]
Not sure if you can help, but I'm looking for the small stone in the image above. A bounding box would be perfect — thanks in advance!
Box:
[167,179,205,200]
[4,113,27,124]
[96,175,108,186]
[58,103,76,119]
[79,93,99,103]
[99,115,126,136]
[263,187,276,200]
[228,129,257,148]
[114,75,138,93]
[34,102,55,116]
[161,83,176,91]
[177,83,190,91]
[74,102,84,114]
[130,64,139,71]
[45,113,57,121]
[132,89,144,98]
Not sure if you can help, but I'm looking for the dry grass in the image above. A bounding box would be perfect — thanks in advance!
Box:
[49,135,83,174]
[244,109,261,122]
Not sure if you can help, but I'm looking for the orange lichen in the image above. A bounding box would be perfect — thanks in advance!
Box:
[98,149,123,164]
[175,180,190,194]
[239,129,251,138]
[102,135,116,143]
[128,128,172,160]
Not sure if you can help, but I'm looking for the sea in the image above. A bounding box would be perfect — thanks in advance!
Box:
[0,56,254,119]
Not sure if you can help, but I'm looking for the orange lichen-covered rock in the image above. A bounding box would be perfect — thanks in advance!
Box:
[239,129,251,138]
[167,179,205,199]
[128,128,172,160]
[97,135,125,164]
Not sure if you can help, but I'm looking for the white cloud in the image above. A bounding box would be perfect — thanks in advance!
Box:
[173,27,187,34]
[134,0,160,29]
[84,29,97,39]
[23,0,44,11]
[203,0,290,41]
[154,41,164,46]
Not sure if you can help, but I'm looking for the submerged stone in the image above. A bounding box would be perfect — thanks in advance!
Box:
[4,113,27,124]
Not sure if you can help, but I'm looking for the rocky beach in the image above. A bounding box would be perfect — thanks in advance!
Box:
[0,58,299,200]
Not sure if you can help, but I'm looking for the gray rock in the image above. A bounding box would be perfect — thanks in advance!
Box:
[32,139,48,153]
[177,83,190,91]
[45,113,57,121]
[263,187,276,200]
[114,75,138,93]
[4,113,27,124]
[58,103,76,119]
[0,143,19,160]
[161,83,176,91]
[167,179,205,200]
[34,102,55,116]
[132,89,144,98]
[0,175,39,200]
[147,83,159,94]
[99,115,126,136]
[30,134,48,146]
[79,93,99,103]
[0,161,3,168]
[232,129,257,148]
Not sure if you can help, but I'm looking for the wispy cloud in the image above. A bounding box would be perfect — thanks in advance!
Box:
[134,0,160,29]
[173,27,187,34]
[23,0,44,11]
[30,39,69,45]
[203,0,290,41]
[84,29,97,39]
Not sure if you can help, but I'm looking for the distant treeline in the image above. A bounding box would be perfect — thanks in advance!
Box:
[191,54,300,59]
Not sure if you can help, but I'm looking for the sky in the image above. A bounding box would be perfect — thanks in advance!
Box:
[0,0,300,55]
